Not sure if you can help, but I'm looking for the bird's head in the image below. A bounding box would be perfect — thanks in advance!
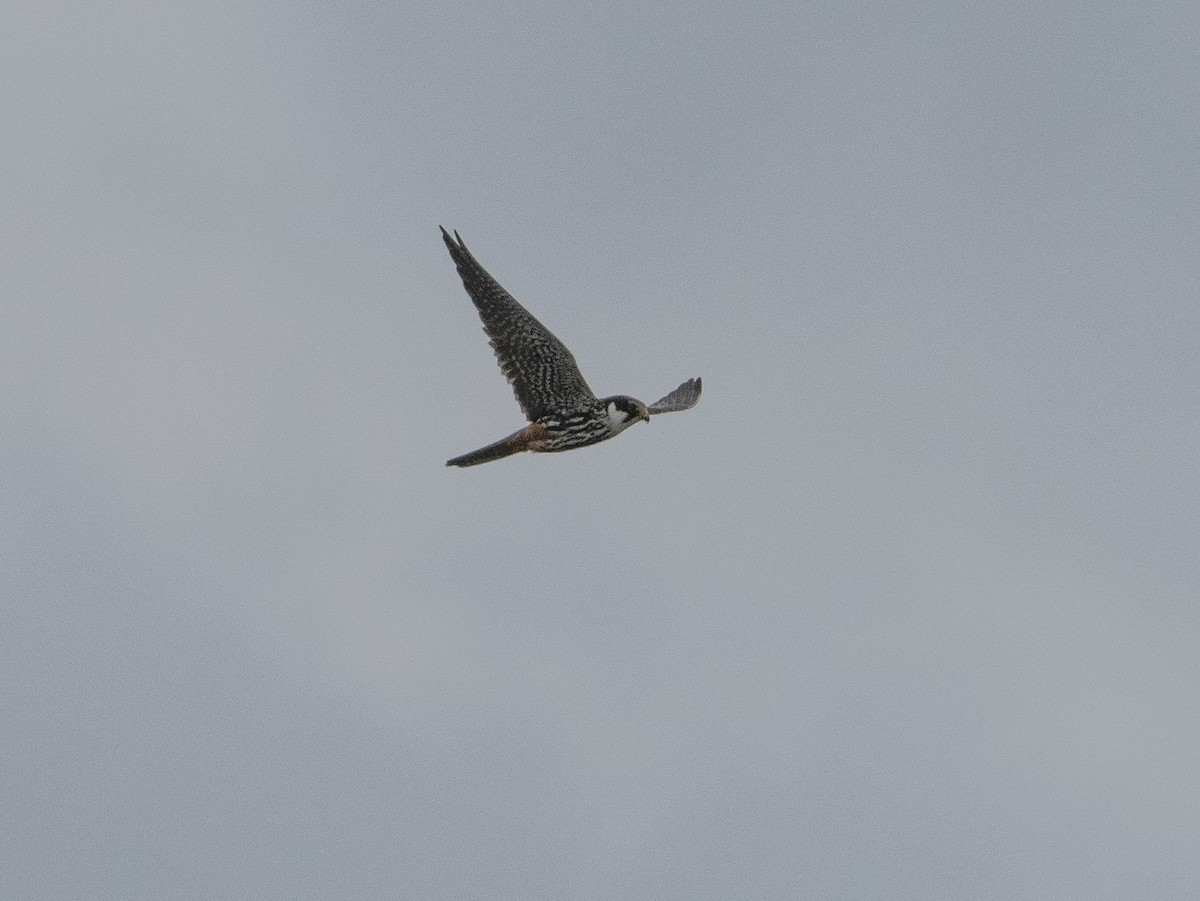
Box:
[603,396,651,433]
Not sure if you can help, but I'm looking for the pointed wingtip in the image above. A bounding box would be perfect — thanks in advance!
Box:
[439,226,470,254]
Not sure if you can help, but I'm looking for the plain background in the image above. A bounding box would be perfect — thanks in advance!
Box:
[4,2,1199,898]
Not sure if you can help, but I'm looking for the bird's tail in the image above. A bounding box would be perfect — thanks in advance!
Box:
[446,430,526,467]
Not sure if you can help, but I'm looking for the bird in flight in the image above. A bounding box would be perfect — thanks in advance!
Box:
[441,227,701,467]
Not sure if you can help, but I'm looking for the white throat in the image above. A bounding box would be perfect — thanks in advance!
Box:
[606,401,636,433]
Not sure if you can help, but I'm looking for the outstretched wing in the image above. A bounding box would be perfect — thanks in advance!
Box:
[648,377,702,415]
[441,227,595,421]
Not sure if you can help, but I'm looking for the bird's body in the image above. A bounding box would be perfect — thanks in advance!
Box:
[444,397,651,467]
[440,227,701,467]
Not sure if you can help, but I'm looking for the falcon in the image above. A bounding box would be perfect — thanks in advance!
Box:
[441,227,702,467]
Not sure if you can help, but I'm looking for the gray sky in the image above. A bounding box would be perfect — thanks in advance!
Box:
[4,1,1199,898]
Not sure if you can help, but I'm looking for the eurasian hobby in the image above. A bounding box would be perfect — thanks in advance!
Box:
[441,227,701,467]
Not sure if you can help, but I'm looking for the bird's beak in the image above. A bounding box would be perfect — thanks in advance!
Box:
[640,406,650,423]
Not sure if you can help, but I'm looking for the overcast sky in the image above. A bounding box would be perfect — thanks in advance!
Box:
[4,2,1199,898]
